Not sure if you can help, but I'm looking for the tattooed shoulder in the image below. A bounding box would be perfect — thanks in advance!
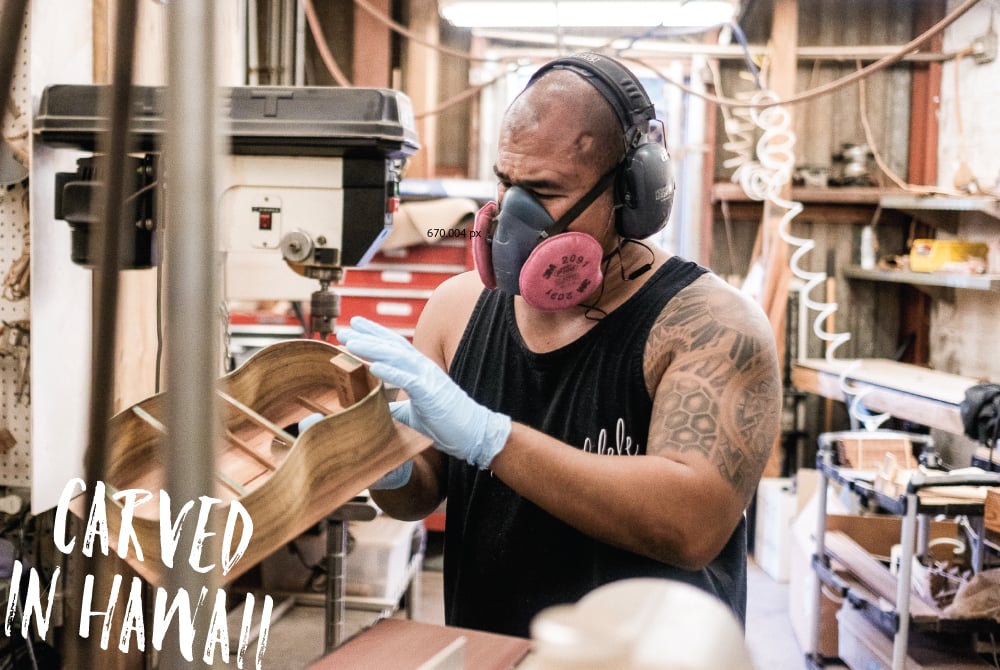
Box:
[643,274,782,500]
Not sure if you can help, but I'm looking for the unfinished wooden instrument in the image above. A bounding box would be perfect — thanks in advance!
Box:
[92,338,430,587]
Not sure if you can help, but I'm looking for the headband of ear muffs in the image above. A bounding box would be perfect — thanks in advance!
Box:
[527,52,675,240]
[472,52,675,310]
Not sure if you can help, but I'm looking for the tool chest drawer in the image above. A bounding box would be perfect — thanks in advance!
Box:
[338,290,430,328]
[370,239,470,270]
[336,240,472,337]
[341,266,459,292]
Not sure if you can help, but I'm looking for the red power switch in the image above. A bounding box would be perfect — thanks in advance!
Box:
[258,211,273,230]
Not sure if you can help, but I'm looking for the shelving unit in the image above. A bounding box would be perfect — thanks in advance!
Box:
[787,191,998,450]
[842,265,1000,292]
[878,193,1000,231]
[809,431,1000,670]
[839,194,1000,300]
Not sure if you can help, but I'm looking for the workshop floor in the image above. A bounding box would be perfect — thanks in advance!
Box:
[256,534,808,669]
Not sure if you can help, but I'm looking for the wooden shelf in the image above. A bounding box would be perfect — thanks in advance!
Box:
[879,193,1000,230]
[843,265,1000,291]
[711,182,899,205]
[790,357,983,434]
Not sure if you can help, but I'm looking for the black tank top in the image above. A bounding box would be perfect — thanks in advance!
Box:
[444,256,748,638]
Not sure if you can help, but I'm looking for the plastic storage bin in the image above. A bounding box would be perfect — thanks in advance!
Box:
[346,516,425,601]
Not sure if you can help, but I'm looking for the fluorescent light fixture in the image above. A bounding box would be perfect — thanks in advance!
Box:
[439,0,736,29]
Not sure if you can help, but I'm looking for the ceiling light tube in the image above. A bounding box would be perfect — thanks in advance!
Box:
[439,1,736,29]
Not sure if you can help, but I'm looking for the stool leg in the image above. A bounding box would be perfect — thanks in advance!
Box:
[325,518,348,653]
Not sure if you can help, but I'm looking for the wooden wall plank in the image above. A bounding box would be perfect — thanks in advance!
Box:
[401,0,438,178]
[353,0,391,87]
[759,0,799,477]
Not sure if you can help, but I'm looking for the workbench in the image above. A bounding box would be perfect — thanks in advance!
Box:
[791,357,981,435]
[307,618,531,670]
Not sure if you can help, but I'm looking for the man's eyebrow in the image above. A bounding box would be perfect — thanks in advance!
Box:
[492,165,560,192]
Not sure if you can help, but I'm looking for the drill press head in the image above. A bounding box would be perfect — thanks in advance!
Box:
[35,84,420,339]
[215,86,417,338]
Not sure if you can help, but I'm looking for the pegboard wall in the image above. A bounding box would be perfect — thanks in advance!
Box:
[0,5,33,488]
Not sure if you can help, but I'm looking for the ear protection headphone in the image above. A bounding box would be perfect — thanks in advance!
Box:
[472,52,675,311]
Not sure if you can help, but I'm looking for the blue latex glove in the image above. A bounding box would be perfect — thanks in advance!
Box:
[338,316,512,470]
[297,411,413,490]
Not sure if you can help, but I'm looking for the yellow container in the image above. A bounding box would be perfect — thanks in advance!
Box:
[909,239,989,272]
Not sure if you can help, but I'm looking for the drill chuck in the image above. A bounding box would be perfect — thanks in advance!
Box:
[311,288,340,339]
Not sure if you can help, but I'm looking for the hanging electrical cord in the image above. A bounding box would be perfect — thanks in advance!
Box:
[727,21,762,90]
[353,0,494,63]
[705,44,758,161]
[414,69,515,120]
[304,0,522,120]
[624,0,983,111]
[303,0,351,86]
[856,58,973,198]
[715,20,765,190]
[305,0,981,123]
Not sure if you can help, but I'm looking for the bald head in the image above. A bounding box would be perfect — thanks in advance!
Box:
[502,69,625,174]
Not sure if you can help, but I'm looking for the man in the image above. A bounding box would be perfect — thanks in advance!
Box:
[339,52,781,638]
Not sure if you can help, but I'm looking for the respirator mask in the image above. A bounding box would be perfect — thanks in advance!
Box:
[471,52,676,311]
[472,166,617,311]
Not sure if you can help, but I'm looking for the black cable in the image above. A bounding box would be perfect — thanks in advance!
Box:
[618,238,655,281]
[728,21,761,90]
[579,237,654,321]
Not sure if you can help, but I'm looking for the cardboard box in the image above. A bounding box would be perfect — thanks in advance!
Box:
[754,478,798,582]
[910,239,989,273]
[837,605,988,669]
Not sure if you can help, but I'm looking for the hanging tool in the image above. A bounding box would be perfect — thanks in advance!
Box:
[0,320,29,403]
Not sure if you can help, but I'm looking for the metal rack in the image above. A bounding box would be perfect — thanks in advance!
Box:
[808,430,1000,670]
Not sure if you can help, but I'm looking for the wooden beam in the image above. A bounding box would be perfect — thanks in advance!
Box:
[403,0,439,178]
[898,0,945,367]
[908,0,944,187]
[700,54,719,268]
[759,0,798,478]
[92,0,109,83]
[353,0,391,87]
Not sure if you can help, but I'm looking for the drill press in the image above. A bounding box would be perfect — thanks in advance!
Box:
[218,87,417,341]
[36,84,420,341]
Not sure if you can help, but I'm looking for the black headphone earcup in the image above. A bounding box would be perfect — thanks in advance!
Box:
[617,142,675,240]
